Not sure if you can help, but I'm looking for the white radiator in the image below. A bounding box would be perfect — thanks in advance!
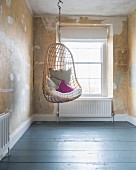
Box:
[0,113,10,160]
[59,99,112,118]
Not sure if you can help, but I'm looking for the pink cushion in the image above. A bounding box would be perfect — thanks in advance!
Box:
[56,80,74,93]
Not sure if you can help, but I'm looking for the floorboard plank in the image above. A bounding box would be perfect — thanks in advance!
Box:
[1,162,136,170]
[1,121,136,170]
[2,150,136,163]
[13,141,136,151]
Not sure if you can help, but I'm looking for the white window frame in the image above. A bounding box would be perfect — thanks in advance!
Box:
[62,39,107,97]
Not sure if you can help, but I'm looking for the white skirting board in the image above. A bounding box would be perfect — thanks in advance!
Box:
[33,113,136,126]
[127,114,136,126]
[33,114,114,122]
[10,116,33,149]
[113,114,136,126]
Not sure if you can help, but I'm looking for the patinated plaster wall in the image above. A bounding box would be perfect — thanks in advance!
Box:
[113,19,128,114]
[33,15,128,115]
[128,10,136,117]
[33,16,57,115]
[0,0,33,133]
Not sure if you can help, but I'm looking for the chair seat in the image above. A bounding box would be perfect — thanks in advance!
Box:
[52,88,82,99]
[43,43,82,103]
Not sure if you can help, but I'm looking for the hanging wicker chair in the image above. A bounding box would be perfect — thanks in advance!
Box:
[42,43,82,103]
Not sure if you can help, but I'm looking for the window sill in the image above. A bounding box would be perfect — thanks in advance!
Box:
[76,96,113,101]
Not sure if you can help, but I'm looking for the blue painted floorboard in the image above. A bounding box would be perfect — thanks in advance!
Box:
[0,121,136,170]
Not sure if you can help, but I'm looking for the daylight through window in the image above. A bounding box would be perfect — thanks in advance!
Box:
[63,41,106,96]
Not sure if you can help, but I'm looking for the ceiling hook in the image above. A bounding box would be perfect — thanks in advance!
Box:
[57,0,63,9]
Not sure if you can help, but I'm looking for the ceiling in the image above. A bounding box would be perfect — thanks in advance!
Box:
[27,0,136,16]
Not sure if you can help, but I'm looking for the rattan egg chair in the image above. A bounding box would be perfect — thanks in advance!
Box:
[42,43,82,103]
[42,1,82,103]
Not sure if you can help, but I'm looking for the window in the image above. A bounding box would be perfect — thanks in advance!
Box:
[59,25,112,97]
[62,40,107,96]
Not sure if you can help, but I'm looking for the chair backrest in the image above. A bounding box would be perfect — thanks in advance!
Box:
[46,43,78,88]
[42,43,82,103]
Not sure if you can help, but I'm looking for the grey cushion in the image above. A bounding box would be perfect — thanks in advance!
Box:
[50,77,61,86]
[46,76,57,91]
[50,68,71,86]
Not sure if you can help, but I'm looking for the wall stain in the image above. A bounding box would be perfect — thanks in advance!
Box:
[115,71,121,92]
[60,16,77,24]
[7,16,14,24]
[6,0,11,8]
[33,15,128,115]
[128,9,136,117]
[0,0,33,134]
[129,63,136,88]
[79,17,105,24]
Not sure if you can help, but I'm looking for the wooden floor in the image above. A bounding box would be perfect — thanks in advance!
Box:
[1,121,136,169]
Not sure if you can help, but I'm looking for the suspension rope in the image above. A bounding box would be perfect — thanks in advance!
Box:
[57,0,63,43]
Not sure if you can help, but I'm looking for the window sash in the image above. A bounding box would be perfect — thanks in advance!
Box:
[62,40,107,97]
[75,63,102,95]
[75,63,102,79]
[77,78,102,95]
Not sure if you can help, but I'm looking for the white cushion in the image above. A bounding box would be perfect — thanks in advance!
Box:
[52,88,82,98]
[46,76,57,91]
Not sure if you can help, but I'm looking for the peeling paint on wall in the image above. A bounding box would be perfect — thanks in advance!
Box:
[129,63,136,88]
[102,17,126,35]
[128,9,136,117]
[6,0,11,7]
[7,16,14,24]
[80,17,105,24]
[115,71,121,91]
[0,0,33,133]
[34,45,41,49]
[22,89,25,96]
[0,32,30,67]
[25,84,30,90]
[33,15,128,115]
[17,74,20,81]
[113,83,117,90]
[0,88,13,92]
[41,16,56,31]
[10,73,14,81]
[0,1,2,15]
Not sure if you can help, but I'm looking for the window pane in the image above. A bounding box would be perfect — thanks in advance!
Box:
[78,78,101,94]
[75,64,90,78]
[62,41,104,95]
[88,49,101,62]
[78,79,89,94]
[72,49,101,62]
[72,49,89,62]
[66,42,103,63]
[75,64,101,79]
[89,79,101,94]
[90,64,101,78]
